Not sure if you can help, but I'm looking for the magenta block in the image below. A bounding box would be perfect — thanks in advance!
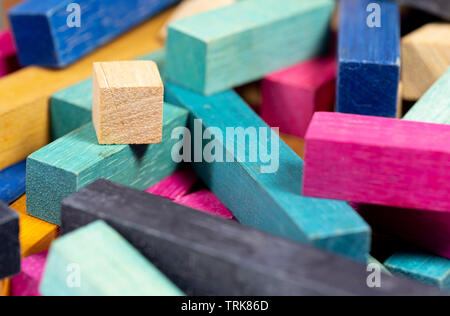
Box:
[176,190,234,220]
[0,30,19,77]
[11,250,48,297]
[145,168,198,200]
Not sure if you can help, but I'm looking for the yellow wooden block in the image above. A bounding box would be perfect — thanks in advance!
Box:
[11,195,59,258]
[0,8,172,170]
[402,23,450,101]
[279,133,305,160]
[0,278,10,296]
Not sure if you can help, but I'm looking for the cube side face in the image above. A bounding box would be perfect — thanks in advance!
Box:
[50,97,91,140]
[0,210,20,279]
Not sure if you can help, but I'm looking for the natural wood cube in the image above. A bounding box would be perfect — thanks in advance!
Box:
[92,61,164,145]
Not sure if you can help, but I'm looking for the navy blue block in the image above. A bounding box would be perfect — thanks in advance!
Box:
[0,160,26,204]
[337,0,401,117]
[9,0,179,68]
[0,202,20,279]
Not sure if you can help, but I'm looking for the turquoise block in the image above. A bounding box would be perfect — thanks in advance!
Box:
[165,82,371,262]
[385,252,450,291]
[165,0,334,95]
[27,103,189,225]
[40,221,184,296]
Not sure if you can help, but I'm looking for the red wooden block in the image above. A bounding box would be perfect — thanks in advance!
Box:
[145,168,198,200]
[0,30,19,77]
[261,56,336,138]
[11,250,48,297]
[175,190,234,220]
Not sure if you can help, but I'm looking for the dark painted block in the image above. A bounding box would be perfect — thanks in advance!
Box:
[0,201,21,279]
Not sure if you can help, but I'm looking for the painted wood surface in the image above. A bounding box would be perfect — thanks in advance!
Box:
[303,112,450,212]
[41,221,184,296]
[0,30,19,77]
[11,250,47,296]
[402,23,450,101]
[261,56,336,138]
[146,168,198,200]
[0,278,10,296]
[50,50,166,140]
[385,252,450,291]
[337,0,400,117]
[0,201,20,279]
[9,0,179,67]
[60,179,445,296]
[27,103,188,225]
[166,0,334,95]
[0,10,171,171]
[11,195,59,258]
[397,0,450,20]
[165,82,370,262]
[0,160,25,204]
[0,0,22,28]
[175,189,233,219]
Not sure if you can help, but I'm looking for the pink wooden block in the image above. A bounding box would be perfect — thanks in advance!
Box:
[303,112,450,212]
[261,56,336,138]
[11,250,48,297]
[145,168,198,200]
[0,30,19,77]
[175,190,234,220]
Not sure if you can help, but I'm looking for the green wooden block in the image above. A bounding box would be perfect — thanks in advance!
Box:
[165,0,334,95]
[385,252,450,291]
[40,220,184,296]
[404,67,450,124]
[50,49,166,140]
[27,103,189,225]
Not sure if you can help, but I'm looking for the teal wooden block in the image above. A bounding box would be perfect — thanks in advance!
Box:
[165,0,334,95]
[40,220,184,296]
[27,103,189,225]
[50,49,166,140]
[165,82,371,262]
[404,67,450,124]
[385,252,450,291]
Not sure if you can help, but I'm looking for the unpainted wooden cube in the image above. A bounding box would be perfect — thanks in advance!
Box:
[92,61,164,145]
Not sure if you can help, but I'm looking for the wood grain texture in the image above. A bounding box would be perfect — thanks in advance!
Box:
[0,9,171,170]
[303,112,450,212]
[337,0,401,117]
[27,103,189,225]
[0,201,20,279]
[0,0,22,28]
[396,0,450,20]
[41,221,184,296]
[146,168,198,200]
[0,30,19,77]
[11,195,59,258]
[402,23,450,101]
[93,61,164,144]
[165,82,370,262]
[175,189,234,219]
[50,49,166,141]
[0,160,25,204]
[11,250,47,296]
[261,56,336,138]
[9,0,179,67]
[385,252,450,291]
[404,66,450,124]
[60,179,446,296]
[166,0,334,95]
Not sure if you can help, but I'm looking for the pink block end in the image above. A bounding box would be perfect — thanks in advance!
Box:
[176,190,234,220]
[146,169,198,200]
[0,30,19,77]
[11,250,48,297]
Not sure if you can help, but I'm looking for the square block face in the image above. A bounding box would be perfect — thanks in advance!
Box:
[92,61,164,145]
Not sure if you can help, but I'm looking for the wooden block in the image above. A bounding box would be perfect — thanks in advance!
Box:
[0,0,22,28]
[11,195,59,258]
[27,103,189,225]
[279,133,305,159]
[0,201,20,279]
[60,179,446,296]
[92,61,164,145]
[166,0,334,95]
[175,189,234,219]
[368,256,392,276]
[404,66,450,124]
[303,112,450,212]
[385,252,450,291]
[146,168,198,200]
[0,160,25,204]
[11,250,47,296]
[9,0,179,67]
[41,221,184,296]
[0,278,10,296]
[0,30,19,77]
[235,81,262,111]
[402,23,450,101]
[397,0,450,20]
[337,0,401,117]
[50,50,166,140]
[165,83,370,262]
[0,9,171,170]
[159,0,236,40]
[261,56,336,138]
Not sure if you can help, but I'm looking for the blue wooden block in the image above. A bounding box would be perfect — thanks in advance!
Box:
[385,252,450,291]
[165,82,371,262]
[0,160,26,204]
[27,103,189,225]
[9,0,179,68]
[50,49,166,140]
[337,0,401,117]
[40,220,184,296]
[165,0,334,95]
[0,201,20,279]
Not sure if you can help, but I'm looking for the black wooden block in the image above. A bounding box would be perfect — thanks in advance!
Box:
[61,179,446,296]
[0,201,20,279]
